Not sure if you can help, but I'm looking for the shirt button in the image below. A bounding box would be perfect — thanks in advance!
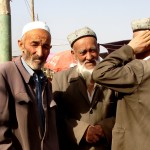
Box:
[90,108,93,114]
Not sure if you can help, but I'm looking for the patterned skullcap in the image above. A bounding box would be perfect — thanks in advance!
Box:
[22,21,50,37]
[131,17,150,32]
[67,26,97,47]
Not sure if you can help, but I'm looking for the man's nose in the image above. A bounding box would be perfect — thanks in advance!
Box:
[37,46,43,57]
[86,52,93,60]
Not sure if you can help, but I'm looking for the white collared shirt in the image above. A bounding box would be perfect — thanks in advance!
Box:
[87,84,96,103]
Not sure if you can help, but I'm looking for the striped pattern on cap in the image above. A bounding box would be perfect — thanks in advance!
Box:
[67,26,97,47]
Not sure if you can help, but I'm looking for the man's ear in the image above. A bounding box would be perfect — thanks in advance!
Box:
[97,43,100,53]
[71,49,77,62]
[71,49,74,55]
[18,39,24,52]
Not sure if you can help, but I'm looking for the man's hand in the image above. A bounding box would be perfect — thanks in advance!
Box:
[84,124,105,143]
[128,30,150,54]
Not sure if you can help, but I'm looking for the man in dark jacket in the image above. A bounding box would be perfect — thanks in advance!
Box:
[52,26,118,150]
[0,21,59,150]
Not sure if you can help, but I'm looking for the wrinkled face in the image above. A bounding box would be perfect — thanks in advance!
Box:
[72,36,100,70]
[18,29,51,70]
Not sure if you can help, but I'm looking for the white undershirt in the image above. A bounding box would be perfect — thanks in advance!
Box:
[87,84,96,103]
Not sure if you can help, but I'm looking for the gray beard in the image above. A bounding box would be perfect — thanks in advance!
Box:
[78,65,93,86]
[77,58,100,86]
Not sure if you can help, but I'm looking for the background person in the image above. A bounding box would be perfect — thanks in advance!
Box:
[0,21,59,150]
[92,17,150,150]
[52,26,118,150]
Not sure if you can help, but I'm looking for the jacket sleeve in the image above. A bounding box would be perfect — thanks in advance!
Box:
[92,45,144,93]
[0,70,16,149]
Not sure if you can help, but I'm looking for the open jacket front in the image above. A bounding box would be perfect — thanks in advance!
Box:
[52,66,117,150]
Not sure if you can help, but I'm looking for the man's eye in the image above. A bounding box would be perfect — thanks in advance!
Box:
[43,45,50,49]
[79,50,87,55]
[31,43,39,46]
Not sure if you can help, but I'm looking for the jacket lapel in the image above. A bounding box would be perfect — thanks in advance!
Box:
[77,77,90,104]
[91,84,103,108]
[11,57,33,103]
[68,67,91,105]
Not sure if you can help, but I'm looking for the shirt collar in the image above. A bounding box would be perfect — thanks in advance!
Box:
[21,58,46,82]
[21,57,34,76]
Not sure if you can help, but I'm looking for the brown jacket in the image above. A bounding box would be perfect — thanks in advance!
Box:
[52,66,117,150]
[0,57,59,150]
[93,45,150,150]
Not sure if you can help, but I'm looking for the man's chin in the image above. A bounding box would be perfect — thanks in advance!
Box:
[30,63,44,70]
[84,66,95,72]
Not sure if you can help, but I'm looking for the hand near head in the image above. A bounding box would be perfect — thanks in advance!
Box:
[128,30,150,54]
[84,124,105,143]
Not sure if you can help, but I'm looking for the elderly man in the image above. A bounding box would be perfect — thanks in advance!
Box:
[0,21,59,150]
[92,18,150,150]
[52,27,118,150]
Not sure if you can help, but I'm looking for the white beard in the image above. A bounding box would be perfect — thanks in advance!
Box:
[77,57,100,86]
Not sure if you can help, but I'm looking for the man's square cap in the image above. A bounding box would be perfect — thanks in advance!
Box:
[67,26,97,47]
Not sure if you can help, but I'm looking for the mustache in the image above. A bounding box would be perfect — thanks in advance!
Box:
[82,58,100,66]
[83,59,96,64]
[33,55,45,61]
[77,57,100,72]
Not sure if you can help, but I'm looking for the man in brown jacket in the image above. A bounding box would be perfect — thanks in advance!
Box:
[52,27,117,150]
[0,21,59,150]
[92,18,150,150]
